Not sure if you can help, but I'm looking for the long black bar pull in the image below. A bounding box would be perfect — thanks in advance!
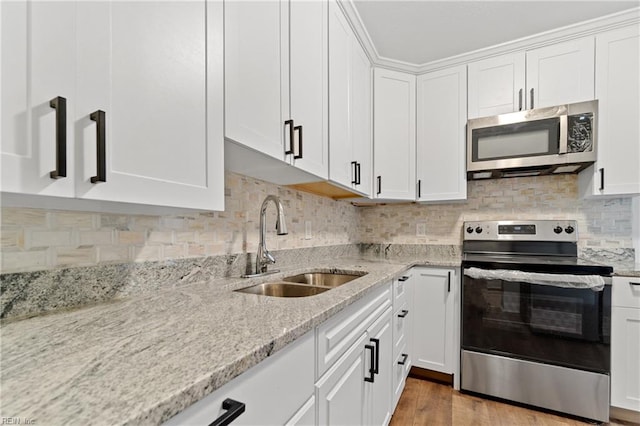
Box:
[284,119,294,155]
[370,338,380,374]
[599,168,605,191]
[377,176,382,195]
[351,161,358,184]
[365,344,375,383]
[356,162,361,185]
[447,271,451,293]
[209,398,246,426]
[293,125,303,159]
[90,110,106,183]
[49,96,67,179]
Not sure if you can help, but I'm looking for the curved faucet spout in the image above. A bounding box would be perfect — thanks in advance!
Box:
[256,195,288,274]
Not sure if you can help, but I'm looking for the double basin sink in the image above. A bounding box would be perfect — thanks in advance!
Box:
[236,272,366,297]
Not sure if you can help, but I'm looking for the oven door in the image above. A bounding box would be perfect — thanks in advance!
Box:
[462,267,611,373]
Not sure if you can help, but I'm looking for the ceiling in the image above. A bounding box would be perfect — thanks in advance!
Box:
[352,1,639,65]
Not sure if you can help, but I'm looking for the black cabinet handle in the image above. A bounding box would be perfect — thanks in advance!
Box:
[630,282,640,286]
[417,179,421,198]
[518,88,523,111]
[49,96,67,179]
[293,125,302,159]
[447,271,451,293]
[398,353,408,366]
[398,309,409,318]
[599,168,605,191]
[398,276,409,282]
[356,162,361,185]
[90,110,106,183]
[284,119,294,155]
[377,176,381,195]
[365,344,375,383]
[530,88,534,109]
[209,398,246,426]
[351,161,358,184]
[370,338,380,374]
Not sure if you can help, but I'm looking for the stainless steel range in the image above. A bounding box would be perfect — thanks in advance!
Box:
[460,220,613,423]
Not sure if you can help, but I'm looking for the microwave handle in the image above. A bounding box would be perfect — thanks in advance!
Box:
[558,115,568,154]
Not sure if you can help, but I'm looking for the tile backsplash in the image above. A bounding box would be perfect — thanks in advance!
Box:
[359,174,634,250]
[1,172,635,273]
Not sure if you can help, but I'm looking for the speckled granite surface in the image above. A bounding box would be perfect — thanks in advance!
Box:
[0,253,459,425]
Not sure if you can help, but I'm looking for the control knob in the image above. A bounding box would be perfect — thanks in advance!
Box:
[553,226,563,234]
[475,227,483,234]
[565,225,575,234]
[466,227,474,234]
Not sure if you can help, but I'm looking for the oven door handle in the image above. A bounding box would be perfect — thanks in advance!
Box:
[464,267,607,291]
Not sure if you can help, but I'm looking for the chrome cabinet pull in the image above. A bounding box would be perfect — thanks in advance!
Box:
[293,125,302,159]
[209,398,246,426]
[284,119,294,155]
[89,110,106,183]
[49,96,67,179]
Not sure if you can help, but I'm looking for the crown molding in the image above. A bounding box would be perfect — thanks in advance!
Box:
[341,2,640,75]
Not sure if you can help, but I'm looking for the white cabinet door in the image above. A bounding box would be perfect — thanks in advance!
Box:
[366,307,393,426]
[373,68,416,200]
[611,305,640,412]
[75,1,223,211]
[582,25,640,197]
[611,277,640,413]
[225,0,288,161]
[467,52,526,119]
[526,37,595,109]
[412,268,456,374]
[316,333,368,426]
[416,65,467,202]
[328,0,354,189]
[351,39,373,197]
[1,1,76,197]
[289,0,328,179]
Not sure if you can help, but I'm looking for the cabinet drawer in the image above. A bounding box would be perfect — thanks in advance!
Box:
[613,277,640,309]
[393,301,409,358]
[164,331,314,425]
[316,282,392,379]
[392,346,410,409]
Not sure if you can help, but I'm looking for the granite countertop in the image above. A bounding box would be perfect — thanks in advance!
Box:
[0,255,459,425]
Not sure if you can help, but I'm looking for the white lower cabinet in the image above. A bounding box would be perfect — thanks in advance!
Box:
[392,274,413,409]
[316,282,393,426]
[411,267,459,376]
[611,277,640,414]
[163,331,315,425]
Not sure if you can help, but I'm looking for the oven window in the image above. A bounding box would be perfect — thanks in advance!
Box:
[462,276,610,373]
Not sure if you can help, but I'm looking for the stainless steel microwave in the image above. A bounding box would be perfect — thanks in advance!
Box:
[466,100,598,180]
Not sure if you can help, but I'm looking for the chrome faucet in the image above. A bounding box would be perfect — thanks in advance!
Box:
[246,195,288,277]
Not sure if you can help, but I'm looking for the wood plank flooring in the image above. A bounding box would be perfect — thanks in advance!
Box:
[390,377,639,426]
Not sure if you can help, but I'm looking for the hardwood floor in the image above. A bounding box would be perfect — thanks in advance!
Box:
[390,377,639,426]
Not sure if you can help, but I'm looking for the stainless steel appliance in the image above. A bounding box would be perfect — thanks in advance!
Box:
[460,220,613,422]
[467,100,597,180]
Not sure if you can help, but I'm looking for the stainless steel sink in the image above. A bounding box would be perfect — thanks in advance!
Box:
[235,271,366,297]
[235,282,330,297]
[282,272,365,288]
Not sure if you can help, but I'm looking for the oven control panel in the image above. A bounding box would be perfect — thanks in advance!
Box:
[463,220,578,242]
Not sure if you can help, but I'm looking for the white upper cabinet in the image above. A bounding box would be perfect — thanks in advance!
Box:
[225,0,328,180]
[467,52,525,119]
[581,25,640,197]
[1,1,224,211]
[373,68,416,200]
[416,65,467,202]
[75,1,223,210]
[328,0,372,196]
[1,1,76,198]
[290,0,328,178]
[526,37,595,109]
[468,37,595,119]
